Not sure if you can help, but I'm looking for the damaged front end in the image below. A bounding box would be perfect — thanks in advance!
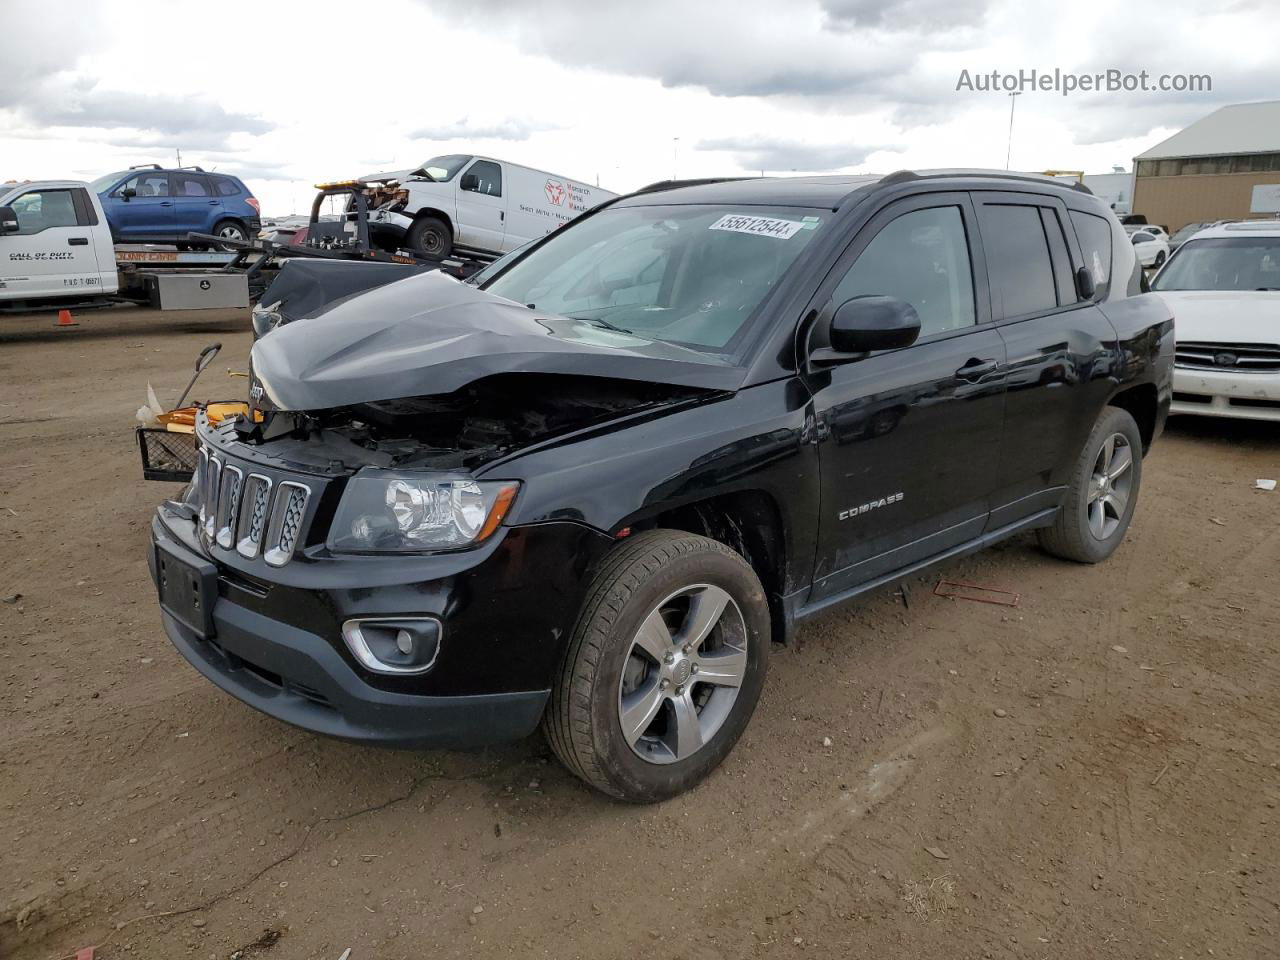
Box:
[270,372,716,472]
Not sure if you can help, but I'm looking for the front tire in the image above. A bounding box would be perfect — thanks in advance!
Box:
[545,530,770,803]
[1038,406,1143,563]
[406,216,452,259]
[1154,250,1167,267]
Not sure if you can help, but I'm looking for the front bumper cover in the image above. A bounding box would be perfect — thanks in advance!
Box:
[1171,366,1280,421]
[149,502,611,748]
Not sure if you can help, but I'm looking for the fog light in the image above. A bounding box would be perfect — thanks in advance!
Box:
[341,617,442,675]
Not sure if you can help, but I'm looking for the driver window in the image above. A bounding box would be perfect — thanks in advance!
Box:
[121,173,169,197]
[10,189,79,235]
[463,161,502,197]
[832,206,976,337]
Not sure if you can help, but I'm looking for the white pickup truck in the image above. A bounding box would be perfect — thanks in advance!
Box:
[362,155,617,259]
[0,180,119,300]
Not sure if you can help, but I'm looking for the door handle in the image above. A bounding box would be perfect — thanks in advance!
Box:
[955,358,998,381]
[208,200,219,205]
[68,237,89,246]
[159,201,173,206]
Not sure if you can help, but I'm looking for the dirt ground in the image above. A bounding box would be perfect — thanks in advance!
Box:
[2,304,1278,960]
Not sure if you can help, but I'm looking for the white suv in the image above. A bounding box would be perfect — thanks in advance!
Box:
[1153,221,1280,421]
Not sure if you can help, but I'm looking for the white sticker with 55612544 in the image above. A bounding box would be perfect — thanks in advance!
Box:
[709,214,805,239]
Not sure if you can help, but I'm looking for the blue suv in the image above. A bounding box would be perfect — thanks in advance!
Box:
[91,165,261,250]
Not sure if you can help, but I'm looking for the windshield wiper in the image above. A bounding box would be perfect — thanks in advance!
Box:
[569,316,634,335]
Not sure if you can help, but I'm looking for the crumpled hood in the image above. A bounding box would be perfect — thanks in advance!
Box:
[1157,290,1280,344]
[251,271,745,411]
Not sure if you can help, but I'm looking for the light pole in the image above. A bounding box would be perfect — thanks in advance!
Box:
[673,137,679,181]
[1005,92,1021,170]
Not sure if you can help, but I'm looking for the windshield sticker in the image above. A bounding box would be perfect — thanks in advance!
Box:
[709,214,806,240]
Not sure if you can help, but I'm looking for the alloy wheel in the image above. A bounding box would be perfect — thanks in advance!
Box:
[1087,432,1133,540]
[617,584,748,764]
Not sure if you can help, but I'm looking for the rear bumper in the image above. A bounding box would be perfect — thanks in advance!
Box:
[1171,366,1280,421]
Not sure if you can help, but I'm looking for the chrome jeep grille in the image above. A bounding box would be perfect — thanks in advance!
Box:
[236,474,273,559]
[1175,341,1280,372]
[196,449,312,566]
[214,465,243,549]
[264,482,310,568]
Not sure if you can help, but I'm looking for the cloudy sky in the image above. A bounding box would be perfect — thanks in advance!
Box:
[2,0,1275,215]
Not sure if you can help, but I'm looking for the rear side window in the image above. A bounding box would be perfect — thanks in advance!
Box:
[1069,211,1113,298]
[832,205,976,337]
[172,173,210,197]
[1039,208,1077,304]
[215,178,241,196]
[979,204,1057,319]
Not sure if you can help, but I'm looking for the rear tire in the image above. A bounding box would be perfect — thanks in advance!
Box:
[211,219,248,251]
[1154,250,1167,267]
[1038,406,1143,564]
[545,530,770,803]
[406,216,452,259]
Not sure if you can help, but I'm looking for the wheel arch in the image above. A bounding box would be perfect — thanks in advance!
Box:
[627,490,790,645]
[410,206,454,237]
[1107,381,1158,452]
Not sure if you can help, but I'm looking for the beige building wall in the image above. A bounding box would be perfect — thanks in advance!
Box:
[1133,171,1280,232]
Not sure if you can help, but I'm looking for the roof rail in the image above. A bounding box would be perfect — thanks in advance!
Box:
[632,176,755,196]
[128,163,163,171]
[878,168,1097,196]
[177,165,207,172]
[877,170,921,186]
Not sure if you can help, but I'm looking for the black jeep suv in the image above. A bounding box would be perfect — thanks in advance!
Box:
[150,171,1173,802]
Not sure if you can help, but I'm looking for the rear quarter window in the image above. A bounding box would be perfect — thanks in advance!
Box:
[216,179,241,196]
[1069,211,1114,298]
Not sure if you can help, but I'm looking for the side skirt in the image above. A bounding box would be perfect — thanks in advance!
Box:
[782,506,1059,633]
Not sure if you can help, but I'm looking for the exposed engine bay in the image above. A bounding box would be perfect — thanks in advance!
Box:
[245,373,717,472]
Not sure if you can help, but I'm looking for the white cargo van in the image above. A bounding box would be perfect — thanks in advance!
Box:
[364,155,617,259]
[0,181,119,299]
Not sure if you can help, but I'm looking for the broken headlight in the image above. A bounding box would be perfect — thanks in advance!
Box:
[329,472,519,553]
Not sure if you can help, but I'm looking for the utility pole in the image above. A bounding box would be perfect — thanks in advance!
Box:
[176,147,182,168]
[1005,92,1021,170]
[673,137,679,181]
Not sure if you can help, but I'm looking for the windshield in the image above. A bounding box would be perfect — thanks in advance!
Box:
[90,170,130,193]
[482,204,827,353]
[1153,236,1280,291]
[415,155,471,182]
[1171,223,1205,242]
[465,239,535,286]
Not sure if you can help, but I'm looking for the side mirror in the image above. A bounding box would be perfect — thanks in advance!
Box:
[1075,265,1097,300]
[814,296,921,363]
[459,173,479,192]
[121,187,136,200]
[0,206,17,234]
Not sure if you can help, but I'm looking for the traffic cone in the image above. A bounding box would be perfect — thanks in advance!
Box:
[55,308,78,327]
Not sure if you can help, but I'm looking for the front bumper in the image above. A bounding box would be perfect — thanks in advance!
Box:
[1171,366,1280,421]
[149,501,612,748]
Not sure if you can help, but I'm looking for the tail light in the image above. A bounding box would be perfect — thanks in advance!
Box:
[246,196,261,213]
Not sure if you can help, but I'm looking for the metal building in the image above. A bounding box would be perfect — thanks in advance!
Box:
[1132,100,1280,231]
